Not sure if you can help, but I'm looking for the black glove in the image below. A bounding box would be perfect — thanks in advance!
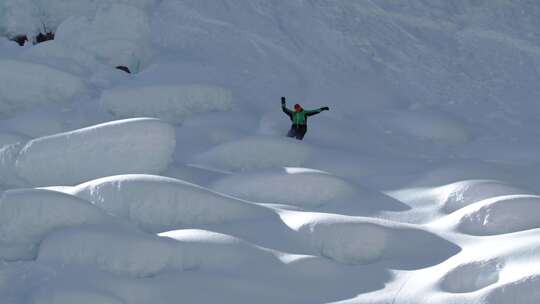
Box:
[281,97,286,105]
[321,106,329,111]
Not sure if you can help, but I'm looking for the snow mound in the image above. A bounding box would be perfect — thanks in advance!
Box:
[38,226,279,277]
[191,137,312,173]
[280,211,459,267]
[22,41,106,76]
[159,229,280,271]
[0,143,26,187]
[71,174,274,232]
[0,188,110,260]
[12,118,175,186]
[455,195,540,235]
[210,167,407,214]
[38,225,182,277]
[55,4,152,72]
[440,259,502,293]
[29,289,124,304]
[437,180,531,213]
[211,168,357,207]
[388,110,471,144]
[101,84,233,123]
[0,0,155,40]
[0,60,85,114]
[484,275,540,304]
[0,131,27,148]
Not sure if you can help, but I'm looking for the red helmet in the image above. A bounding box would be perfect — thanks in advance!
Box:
[294,104,302,112]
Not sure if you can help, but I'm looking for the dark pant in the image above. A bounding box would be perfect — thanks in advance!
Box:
[287,124,307,140]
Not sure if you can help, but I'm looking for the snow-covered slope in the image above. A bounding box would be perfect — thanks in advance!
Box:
[1,1,540,303]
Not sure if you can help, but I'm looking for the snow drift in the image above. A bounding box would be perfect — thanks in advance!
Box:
[191,137,312,173]
[38,226,280,277]
[0,188,110,260]
[210,167,408,215]
[0,60,85,114]
[211,168,357,207]
[455,195,540,236]
[101,84,233,123]
[280,211,459,267]
[70,174,275,232]
[3,118,175,186]
[0,0,156,40]
[440,259,502,293]
[54,4,153,72]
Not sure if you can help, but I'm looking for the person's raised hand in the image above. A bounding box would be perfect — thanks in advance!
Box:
[281,97,286,105]
[321,106,330,111]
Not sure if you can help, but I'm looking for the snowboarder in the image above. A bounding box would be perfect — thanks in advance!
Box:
[281,96,329,140]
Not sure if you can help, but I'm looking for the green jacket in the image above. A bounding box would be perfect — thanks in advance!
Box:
[282,105,324,125]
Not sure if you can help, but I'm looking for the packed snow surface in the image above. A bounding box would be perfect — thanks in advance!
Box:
[2,1,540,304]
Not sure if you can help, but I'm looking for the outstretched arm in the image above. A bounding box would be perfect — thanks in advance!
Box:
[281,97,293,119]
[305,106,329,117]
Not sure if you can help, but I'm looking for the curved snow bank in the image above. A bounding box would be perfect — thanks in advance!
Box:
[211,168,357,207]
[0,60,85,114]
[14,118,175,186]
[0,132,26,148]
[160,229,280,271]
[280,211,459,267]
[0,189,110,260]
[191,137,312,173]
[71,175,274,232]
[0,143,26,187]
[101,84,233,123]
[437,180,531,213]
[440,259,502,293]
[38,226,182,277]
[55,4,153,72]
[38,227,279,277]
[211,168,407,213]
[484,275,540,304]
[455,195,540,235]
